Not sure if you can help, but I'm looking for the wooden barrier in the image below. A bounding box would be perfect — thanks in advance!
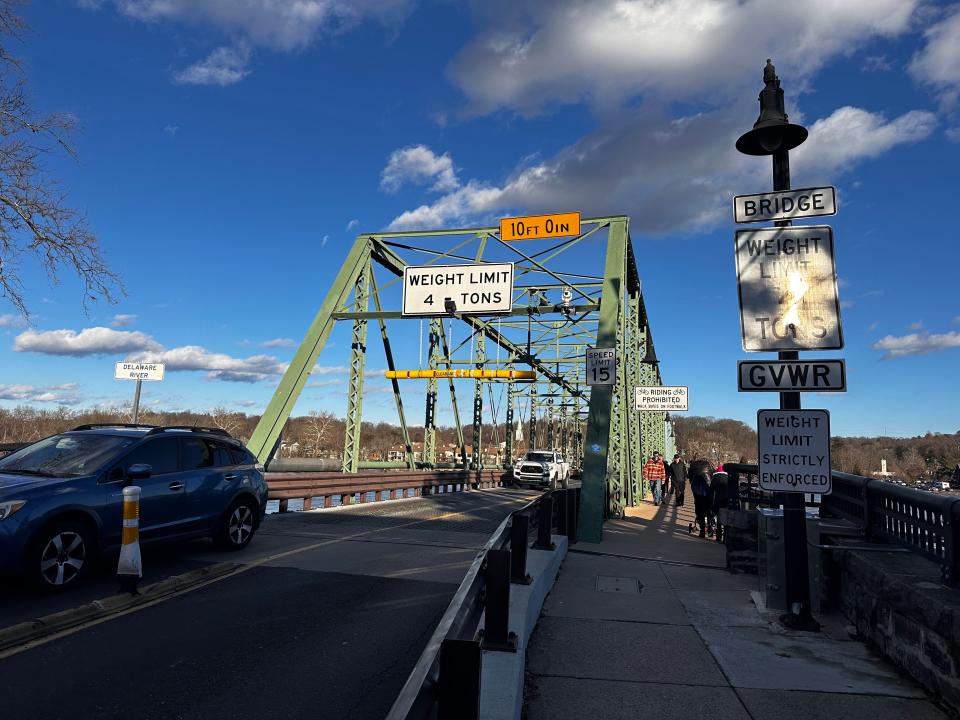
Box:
[265,469,511,511]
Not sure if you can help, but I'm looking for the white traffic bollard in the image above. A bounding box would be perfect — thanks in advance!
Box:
[117,485,142,593]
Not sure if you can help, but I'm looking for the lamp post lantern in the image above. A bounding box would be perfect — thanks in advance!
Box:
[737,59,819,631]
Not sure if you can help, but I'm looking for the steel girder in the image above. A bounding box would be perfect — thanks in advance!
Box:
[247,216,669,544]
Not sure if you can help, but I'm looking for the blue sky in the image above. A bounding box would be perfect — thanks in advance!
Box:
[1,0,959,438]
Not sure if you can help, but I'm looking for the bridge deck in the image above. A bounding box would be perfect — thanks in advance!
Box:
[0,487,536,720]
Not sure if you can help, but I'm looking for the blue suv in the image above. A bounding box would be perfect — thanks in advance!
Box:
[0,424,268,590]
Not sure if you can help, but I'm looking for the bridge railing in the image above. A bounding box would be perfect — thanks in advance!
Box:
[724,463,960,586]
[386,488,579,720]
[265,469,509,511]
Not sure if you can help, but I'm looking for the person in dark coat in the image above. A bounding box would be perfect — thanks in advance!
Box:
[669,454,687,507]
[687,458,713,537]
[662,457,672,495]
[709,468,728,542]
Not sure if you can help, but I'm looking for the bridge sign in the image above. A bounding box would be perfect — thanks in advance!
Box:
[500,212,580,242]
[585,347,616,385]
[402,262,513,316]
[738,359,846,393]
[635,386,688,411]
[114,362,165,381]
[757,409,831,494]
[735,225,843,351]
[733,186,836,224]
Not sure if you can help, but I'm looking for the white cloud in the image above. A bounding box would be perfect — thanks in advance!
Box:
[910,6,960,106]
[126,345,286,382]
[13,327,162,356]
[862,55,892,72]
[868,321,879,332]
[110,313,138,328]
[88,1,413,84]
[0,314,26,328]
[173,44,251,86]
[947,127,960,143]
[449,0,919,115]
[321,234,330,247]
[260,337,296,348]
[387,106,934,234]
[346,219,360,230]
[873,331,960,358]
[908,320,924,331]
[0,383,81,404]
[163,124,179,137]
[381,145,460,194]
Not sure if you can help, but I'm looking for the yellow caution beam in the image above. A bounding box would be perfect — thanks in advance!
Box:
[385,369,537,380]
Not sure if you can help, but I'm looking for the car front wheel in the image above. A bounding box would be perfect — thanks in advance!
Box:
[215,498,258,551]
[31,519,94,591]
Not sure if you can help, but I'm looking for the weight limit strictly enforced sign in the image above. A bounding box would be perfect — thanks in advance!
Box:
[402,263,513,316]
[735,225,843,351]
[757,409,831,494]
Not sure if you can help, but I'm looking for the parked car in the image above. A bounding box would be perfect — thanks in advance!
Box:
[513,450,570,490]
[0,424,268,590]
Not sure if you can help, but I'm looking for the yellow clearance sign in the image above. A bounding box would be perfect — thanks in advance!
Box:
[500,212,580,242]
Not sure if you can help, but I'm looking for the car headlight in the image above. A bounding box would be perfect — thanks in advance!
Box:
[0,500,26,520]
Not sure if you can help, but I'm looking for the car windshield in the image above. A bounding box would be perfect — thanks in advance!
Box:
[525,452,554,463]
[0,433,137,477]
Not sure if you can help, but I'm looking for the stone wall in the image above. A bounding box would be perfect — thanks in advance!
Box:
[829,547,960,712]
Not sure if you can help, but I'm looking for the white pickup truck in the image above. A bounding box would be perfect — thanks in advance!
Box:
[513,450,570,490]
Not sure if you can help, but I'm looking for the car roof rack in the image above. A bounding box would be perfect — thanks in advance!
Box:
[72,423,158,431]
[146,425,233,438]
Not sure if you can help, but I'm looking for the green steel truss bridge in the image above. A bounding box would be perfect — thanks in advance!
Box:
[247,216,675,542]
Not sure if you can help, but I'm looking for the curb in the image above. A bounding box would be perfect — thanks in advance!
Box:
[0,562,241,653]
[479,534,568,720]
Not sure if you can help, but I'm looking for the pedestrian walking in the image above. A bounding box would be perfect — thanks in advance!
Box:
[669,454,687,508]
[662,455,672,495]
[687,458,713,537]
[644,452,666,505]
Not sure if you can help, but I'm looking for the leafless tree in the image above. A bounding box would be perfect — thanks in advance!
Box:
[209,405,242,437]
[0,1,121,315]
[305,410,336,457]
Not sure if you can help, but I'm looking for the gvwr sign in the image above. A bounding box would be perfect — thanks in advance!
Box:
[635,386,688,411]
[402,263,513,316]
[738,360,846,393]
[757,409,831,494]
[585,347,615,386]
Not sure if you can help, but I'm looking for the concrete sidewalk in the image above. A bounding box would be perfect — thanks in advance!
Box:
[524,496,949,720]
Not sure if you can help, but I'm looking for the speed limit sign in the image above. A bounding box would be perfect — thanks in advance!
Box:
[585,347,616,386]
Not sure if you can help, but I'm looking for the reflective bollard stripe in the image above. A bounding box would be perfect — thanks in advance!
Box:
[117,485,142,580]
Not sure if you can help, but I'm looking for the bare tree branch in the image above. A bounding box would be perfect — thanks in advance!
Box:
[0,0,122,315]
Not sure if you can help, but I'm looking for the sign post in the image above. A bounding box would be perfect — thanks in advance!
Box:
[114,362,165,424]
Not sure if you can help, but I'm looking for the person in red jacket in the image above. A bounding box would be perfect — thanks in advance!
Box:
[644,452,667,505]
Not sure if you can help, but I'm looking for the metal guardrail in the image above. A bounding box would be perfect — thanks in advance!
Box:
[724,463,960,585]
[265,469,509,511]
[386,487,580,720]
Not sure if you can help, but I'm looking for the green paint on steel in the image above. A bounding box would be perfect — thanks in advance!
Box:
[578,217,627,542]
[248,237,370,462]
[343,261,370,473]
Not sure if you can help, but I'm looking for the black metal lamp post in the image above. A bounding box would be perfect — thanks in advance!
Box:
[737,59,819,631]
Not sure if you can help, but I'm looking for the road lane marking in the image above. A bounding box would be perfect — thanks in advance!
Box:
[0,490,536,659]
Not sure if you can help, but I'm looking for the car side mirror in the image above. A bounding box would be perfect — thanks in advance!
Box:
[127,463,153,481]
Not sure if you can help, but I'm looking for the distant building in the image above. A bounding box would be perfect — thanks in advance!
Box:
[872,458,894,478]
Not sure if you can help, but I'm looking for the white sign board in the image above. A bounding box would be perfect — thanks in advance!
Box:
[635,386,688,411]
[733,186,837,224]
[757,409,831,494]
[735,225,843,351]
[585,347,616,386]
[402,263,513,316]
[738,360,846,393]
[115,362,165,381]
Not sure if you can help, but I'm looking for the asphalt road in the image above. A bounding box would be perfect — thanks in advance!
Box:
[1,487,537,720]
